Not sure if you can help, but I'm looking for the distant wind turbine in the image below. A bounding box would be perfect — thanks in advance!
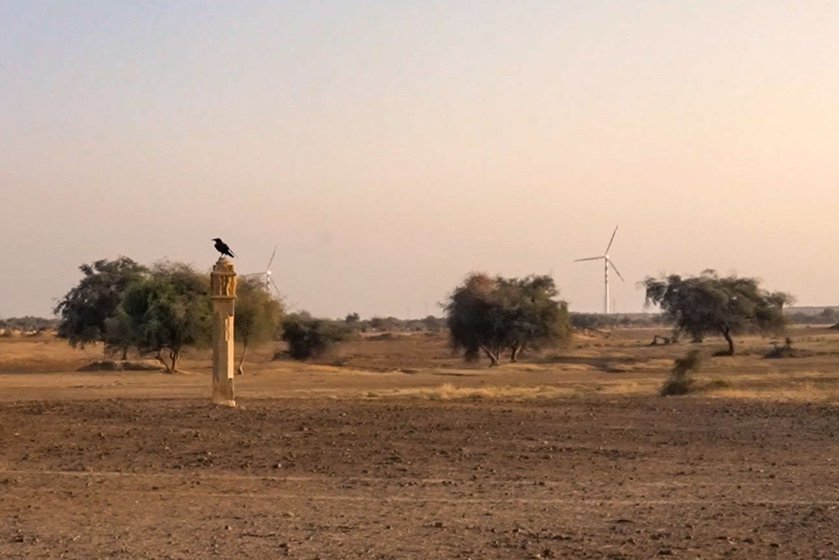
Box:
[242,246,282,298]
[574,226,625,314]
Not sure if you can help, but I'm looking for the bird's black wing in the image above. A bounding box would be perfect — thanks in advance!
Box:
[214,239,236,258]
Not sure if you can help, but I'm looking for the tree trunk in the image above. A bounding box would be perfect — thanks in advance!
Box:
[121,347,128,361]
[510,344,522,362]
[481,345,500,367]
[154,350,171,373]
[237,343,248,375]
[721,326,735,356]
[169,349,179,373]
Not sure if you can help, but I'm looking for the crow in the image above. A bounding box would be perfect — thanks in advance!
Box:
[212,238,236,258]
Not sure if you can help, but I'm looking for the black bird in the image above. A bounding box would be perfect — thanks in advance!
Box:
[212,238,236,258]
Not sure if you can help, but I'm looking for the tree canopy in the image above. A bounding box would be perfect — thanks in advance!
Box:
[115,262,212,372]
[234,277,284,374]
[642,270,792,355]
[54,257,148,352]
[445,273,571,366]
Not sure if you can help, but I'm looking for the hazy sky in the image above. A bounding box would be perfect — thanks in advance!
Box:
[2,1,838,319]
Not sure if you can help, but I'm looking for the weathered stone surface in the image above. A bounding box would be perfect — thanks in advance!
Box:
[210,257,237,299]
[210,259,237,406]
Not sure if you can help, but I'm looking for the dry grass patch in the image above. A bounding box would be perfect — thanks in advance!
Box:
[700,371,839,402]
[5,325,839,405]
[0,335,103,372]
[597,380,663,396]
[369,383,575,401]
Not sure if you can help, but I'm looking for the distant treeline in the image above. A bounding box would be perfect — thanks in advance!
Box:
[571,309,839,329]
[339,312,668,332]
[339,313,446,333]
[335,309,838,332]
[5,307,833,338]
[570,313,666,330]
[0,316,58,333]
[784,307,839,325]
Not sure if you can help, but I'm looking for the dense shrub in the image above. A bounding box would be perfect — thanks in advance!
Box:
[764,337,798,359]
[280,316,354,360]
[660,350,705,396]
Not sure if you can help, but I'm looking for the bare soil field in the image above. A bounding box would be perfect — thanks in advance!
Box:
[1,327,837,559]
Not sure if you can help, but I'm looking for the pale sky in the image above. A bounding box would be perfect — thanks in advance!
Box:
[2,1,838,319]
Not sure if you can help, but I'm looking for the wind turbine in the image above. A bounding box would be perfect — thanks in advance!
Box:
[242,246,282,298]
[574,226,625,314]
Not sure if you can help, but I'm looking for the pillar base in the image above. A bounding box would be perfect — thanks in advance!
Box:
[212,367,235,407]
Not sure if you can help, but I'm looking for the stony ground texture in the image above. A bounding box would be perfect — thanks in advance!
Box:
[1,396,837,559]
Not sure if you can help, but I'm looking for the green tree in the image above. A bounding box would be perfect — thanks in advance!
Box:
[444,273,571,366]
[118,262,212,372]
[103,309,140,360]
[234,277,284,375]
[642,270,792,356]
[501,275,572,362]
[54,257,148,354]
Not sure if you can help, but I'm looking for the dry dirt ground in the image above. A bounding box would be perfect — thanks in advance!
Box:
[0,328,837,559]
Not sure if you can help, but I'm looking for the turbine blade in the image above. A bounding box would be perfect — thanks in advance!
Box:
[608,259,625,282]
[605,225,619,254]
[265,246,277,271]
[574,256,605,262]
[269,277,282,298]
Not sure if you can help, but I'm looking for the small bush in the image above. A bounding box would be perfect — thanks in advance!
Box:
[78,360,164,372]
[702,378,731,391]
[369,333,395,341]
[649,334,674,346]
[280,316,354,361]
[765,337,796,359]
[660,376,693,396]
[660,350,705,396]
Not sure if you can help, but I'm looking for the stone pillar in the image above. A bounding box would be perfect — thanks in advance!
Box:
[210,257,237,407]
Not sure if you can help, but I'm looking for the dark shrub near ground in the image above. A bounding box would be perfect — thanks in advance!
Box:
[660,349,705,396]
[280,315,355,360]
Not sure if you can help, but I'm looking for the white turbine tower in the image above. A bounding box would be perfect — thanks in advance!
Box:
[574,226,625,314]
[242,246,282,298]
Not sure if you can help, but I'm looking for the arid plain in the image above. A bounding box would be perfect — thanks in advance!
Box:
[1,327,837,559]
